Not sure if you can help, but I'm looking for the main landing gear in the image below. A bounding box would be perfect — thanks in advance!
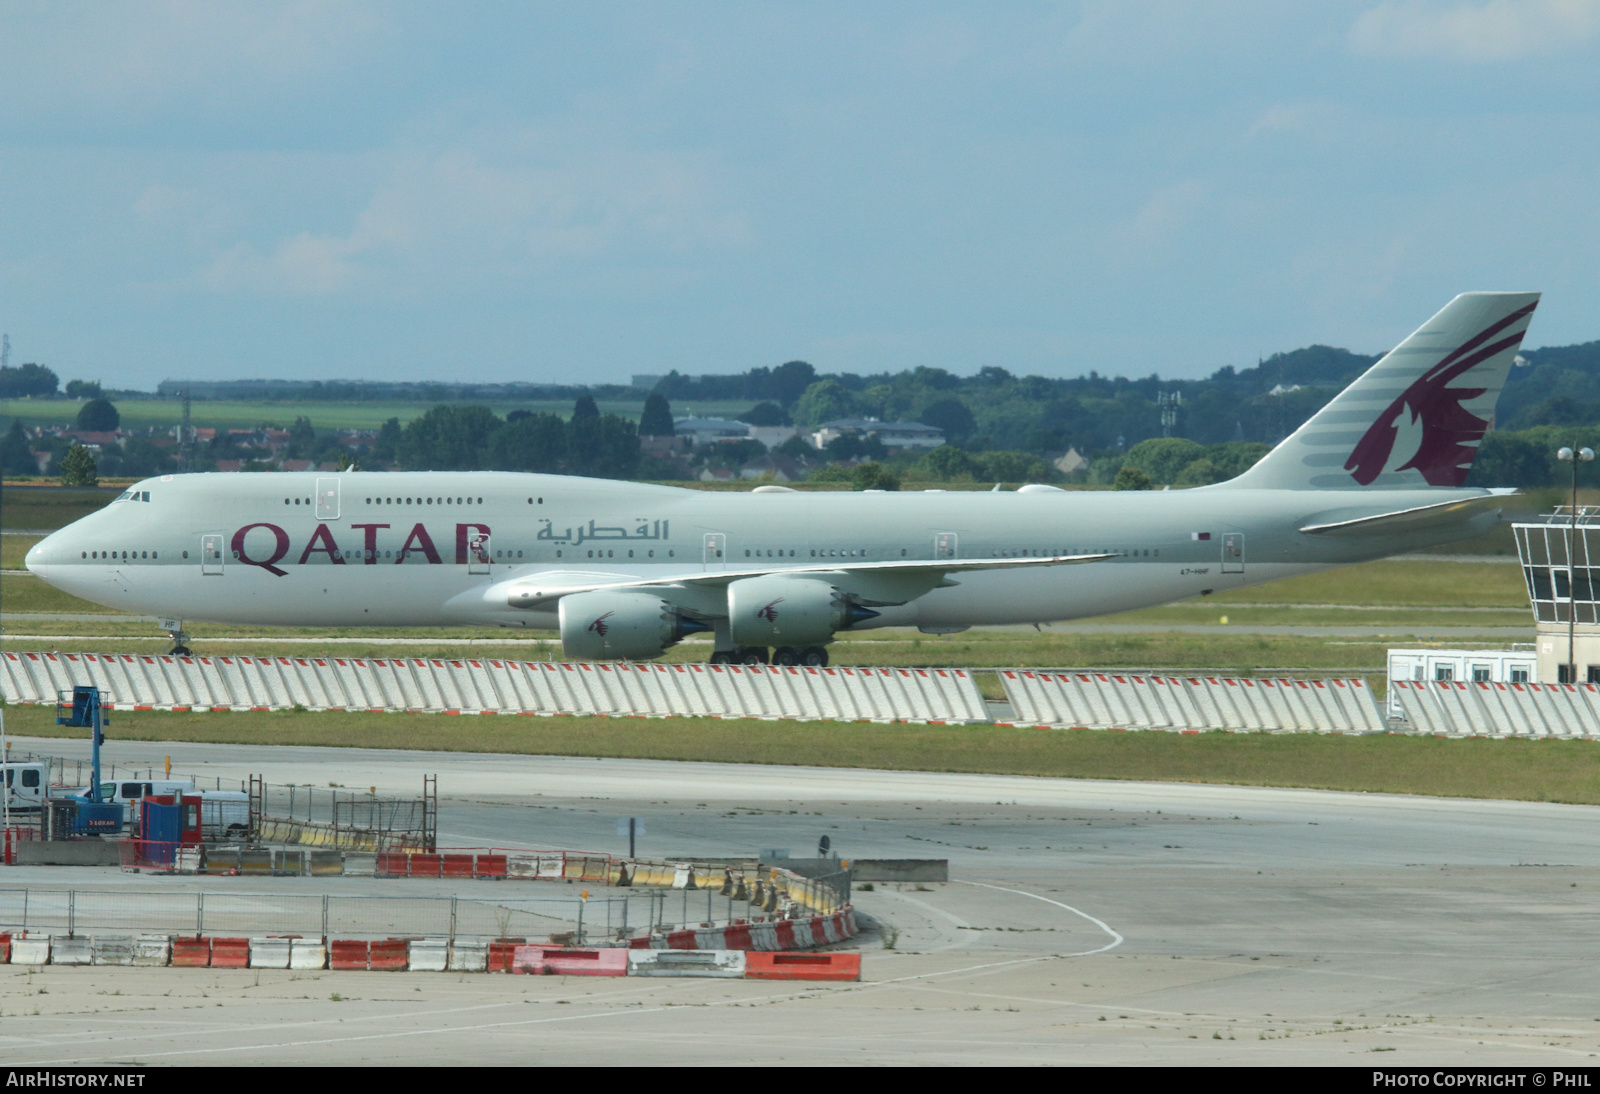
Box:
[709,646,829,667]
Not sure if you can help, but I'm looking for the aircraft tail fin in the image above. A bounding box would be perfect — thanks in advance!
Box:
[1222,291,1539,491]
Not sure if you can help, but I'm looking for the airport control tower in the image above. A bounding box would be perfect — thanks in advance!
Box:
[1513,506,1600,682]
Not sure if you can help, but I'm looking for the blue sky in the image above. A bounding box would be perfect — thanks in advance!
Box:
[2,1,1598,390]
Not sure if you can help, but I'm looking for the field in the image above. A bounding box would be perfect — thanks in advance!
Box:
[0,395,755,434]
[5,703,1597,806]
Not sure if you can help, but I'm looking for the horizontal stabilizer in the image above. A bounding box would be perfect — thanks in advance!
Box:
[1298,492,1512,536]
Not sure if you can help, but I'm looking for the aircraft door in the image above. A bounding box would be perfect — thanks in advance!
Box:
[200,534,224,575]
[467,531,491,575]
[1222,533,1244,574]
[934,532,958,560]
[703,532,727,570]
[315,478,340,520]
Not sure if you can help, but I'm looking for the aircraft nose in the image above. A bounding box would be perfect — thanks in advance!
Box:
[24,536,49,578]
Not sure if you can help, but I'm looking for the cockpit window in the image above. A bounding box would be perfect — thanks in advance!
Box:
[116,490,133,501]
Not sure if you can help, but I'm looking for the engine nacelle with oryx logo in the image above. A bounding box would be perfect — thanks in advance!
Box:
[726,575,879,648]
[558,590,710,660]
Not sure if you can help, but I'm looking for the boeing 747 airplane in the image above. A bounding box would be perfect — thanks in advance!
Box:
[25,292,1538,665]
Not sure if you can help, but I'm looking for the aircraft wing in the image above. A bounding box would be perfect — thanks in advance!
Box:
[1297,491,1514,537]
[497,552,1115,611]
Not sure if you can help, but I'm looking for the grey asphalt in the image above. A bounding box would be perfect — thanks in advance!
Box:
[1,735,1597,1064]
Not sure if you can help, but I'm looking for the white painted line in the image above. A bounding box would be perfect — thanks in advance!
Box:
[953,879,1124,956]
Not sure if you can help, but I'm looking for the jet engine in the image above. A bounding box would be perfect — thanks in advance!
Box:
[558,590,709,660]
[727,575,878,648]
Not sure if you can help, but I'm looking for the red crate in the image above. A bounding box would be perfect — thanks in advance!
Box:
[369,939,408,971]
[475,854,507,878]
[210,937,250,968]
[510,946,627,977]
[172,937,210,967]
[441,854,474,879]
[408,853,442,877]
[376,852,409,877]
[487,939,525,973]
[745,951,861,981]
[330,940,370,970]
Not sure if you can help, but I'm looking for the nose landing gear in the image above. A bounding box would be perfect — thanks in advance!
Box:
[162,620,193,657]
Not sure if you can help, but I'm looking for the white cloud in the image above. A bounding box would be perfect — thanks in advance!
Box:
[1350,0,1600,61]
[198,134,751,296]
[1115,180,1211,254]
[0,0,388,126]
[1249,104,1312,138]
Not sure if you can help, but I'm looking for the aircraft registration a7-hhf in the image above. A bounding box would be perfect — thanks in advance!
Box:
[27,292,1538,665]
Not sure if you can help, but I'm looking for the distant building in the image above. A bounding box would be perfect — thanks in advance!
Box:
[810,418,944,451]
[747,425,799,449]
[674,417,752,446]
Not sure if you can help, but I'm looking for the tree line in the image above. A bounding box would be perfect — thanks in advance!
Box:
[393,396,640,477]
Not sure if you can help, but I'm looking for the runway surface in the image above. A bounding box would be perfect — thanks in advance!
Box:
[2,735,1597,1065]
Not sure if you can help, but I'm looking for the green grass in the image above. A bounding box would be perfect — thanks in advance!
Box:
[0,396,761,434]
[0,486,117,532]
[1,536,40,570]
[1199,560,1528,608]
[0,573,126,614]
[6,704,1598,805]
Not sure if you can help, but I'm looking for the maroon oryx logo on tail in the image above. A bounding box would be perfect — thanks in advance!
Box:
[1345,302,1535,486]
[588,611,615,637]
[756,598,784,623]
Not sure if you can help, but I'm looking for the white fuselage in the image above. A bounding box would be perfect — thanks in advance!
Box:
[25,472,1500,636]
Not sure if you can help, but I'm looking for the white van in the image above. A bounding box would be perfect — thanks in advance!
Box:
[1,762,52,813]
[95,779,197,805]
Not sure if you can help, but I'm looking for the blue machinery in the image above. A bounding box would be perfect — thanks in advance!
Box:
[56,685,106,801]
[54,685,121,835]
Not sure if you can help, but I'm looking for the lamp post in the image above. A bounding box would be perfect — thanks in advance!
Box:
[1557,445,1595,683]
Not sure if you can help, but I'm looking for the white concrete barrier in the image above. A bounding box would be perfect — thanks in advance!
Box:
[407,938,450,972]
[448,941,488,972]
[1392,680,1600,737]
[91,935,133,966]
[133,935,171,967]
[51,937,93,965]
[628,949,746,978]
[289,940,328,970]
[249,937,292,969]
[3,653,989,725]
[11,937,50,965]
[1001,671,1387,734]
